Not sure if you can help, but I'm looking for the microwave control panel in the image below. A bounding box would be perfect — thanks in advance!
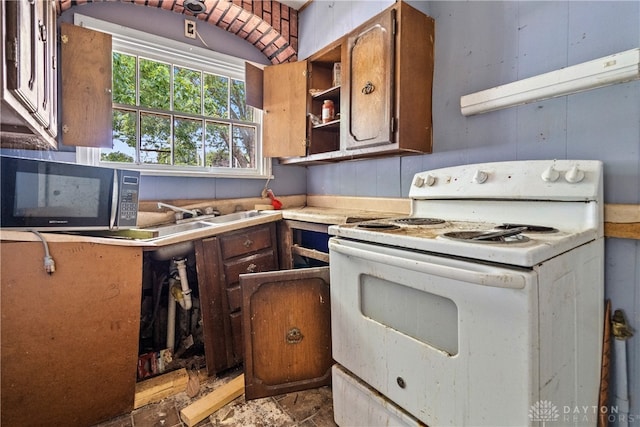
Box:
[117,172,140,227]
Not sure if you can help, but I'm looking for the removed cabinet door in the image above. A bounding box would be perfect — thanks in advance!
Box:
[241,267,332,400]
[60,23,112,147]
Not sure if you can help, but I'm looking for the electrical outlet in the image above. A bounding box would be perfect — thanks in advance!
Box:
[185,20,196,39]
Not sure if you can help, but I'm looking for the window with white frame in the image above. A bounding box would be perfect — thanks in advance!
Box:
[74,15,269,178]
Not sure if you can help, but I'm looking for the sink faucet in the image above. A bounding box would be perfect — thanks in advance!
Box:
[157,202,200,221]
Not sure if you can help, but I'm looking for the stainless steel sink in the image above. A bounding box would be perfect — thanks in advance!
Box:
[144,220,212,238]
[200,210,264,224]
[142,210,274,260]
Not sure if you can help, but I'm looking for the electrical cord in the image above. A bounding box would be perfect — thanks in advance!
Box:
[31,230,56,274]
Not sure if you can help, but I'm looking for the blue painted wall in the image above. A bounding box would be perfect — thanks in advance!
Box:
[300,1,640,422]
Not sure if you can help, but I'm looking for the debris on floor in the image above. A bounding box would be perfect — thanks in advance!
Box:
[93,368,336,427]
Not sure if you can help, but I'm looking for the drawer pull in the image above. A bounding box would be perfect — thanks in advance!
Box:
[286,327,304,344]
[246,263,257,273]
[243,239,254,248]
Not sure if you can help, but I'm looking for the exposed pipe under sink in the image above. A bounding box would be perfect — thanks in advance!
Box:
[167,258,193,351]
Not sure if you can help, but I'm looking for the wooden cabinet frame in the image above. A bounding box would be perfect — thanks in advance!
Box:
[253,1,434,165]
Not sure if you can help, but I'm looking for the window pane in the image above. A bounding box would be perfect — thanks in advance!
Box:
[140,58,170,110]
[104,109,137,163]
[112,53,136,105]
[174,117,203,166]
[204,74,229,119]
[205,122,230,167]
[174,66,201,115]
[230,79,253,121]
[141,112,172,164]
[232,125,256,168]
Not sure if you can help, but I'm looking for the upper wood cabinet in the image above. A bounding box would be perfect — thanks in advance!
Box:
[251,1,434,164]
[60,23,113,147]
[1,0,58,149]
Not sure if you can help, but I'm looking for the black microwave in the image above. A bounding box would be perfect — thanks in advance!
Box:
[1,156,140,231]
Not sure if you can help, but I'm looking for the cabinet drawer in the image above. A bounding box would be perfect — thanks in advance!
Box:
[224,251,278,304]
[219,225,274,260]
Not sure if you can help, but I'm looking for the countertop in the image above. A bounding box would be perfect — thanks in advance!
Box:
[0,211,283,248]
[0,199,409,247]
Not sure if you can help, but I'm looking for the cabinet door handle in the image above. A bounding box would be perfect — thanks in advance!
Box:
[246,263,257,273]
[362,81,375,95]
[243,239,254,248]
[286,327,304,344]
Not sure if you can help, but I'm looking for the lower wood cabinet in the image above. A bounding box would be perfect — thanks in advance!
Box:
[194,223,279,375]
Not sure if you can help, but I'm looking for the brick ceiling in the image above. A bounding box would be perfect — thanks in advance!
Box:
[57,0,299,64]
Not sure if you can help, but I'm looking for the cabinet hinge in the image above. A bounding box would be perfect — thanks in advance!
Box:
[6,39,18,63]
[391,117,397,133]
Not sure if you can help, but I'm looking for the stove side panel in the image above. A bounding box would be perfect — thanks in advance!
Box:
[536,238,604,425]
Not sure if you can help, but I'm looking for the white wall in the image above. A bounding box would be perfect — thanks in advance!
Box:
[300,1,640,423]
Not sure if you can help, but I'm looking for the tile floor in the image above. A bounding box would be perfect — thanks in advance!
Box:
[94,368,337,427]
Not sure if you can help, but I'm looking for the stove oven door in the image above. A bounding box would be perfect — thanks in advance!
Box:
[329,237,539,427]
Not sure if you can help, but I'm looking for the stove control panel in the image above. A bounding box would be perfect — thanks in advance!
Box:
[409,160,602,201]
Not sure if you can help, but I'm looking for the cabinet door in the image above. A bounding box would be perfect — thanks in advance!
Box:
[31,0,56,134]
[346,9,395,150]
[5,0,40,113]
[241,267,332,400]
[263,60,308,158]
[60,23,113,147]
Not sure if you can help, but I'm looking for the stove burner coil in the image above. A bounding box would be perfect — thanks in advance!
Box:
[356,223,401,230]
[393,217,445,226]
[495,223,558,233]
[442,230,530,244]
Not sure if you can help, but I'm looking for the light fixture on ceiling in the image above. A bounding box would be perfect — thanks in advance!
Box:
[184,0,207,15]
[460,48,640,116]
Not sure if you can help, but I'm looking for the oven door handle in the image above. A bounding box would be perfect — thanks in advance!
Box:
[330,241,527,289]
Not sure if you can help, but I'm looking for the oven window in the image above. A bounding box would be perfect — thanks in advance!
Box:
[360,275,459,355]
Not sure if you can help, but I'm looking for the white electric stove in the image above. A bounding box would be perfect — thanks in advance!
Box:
[328,160,605,426]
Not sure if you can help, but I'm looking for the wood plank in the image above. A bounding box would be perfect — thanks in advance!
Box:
[306,195,411,214]
[605,204,640,223]
[604,222,640,240]
[134,368,189,409]
[179,374,245,427]
[292,245,330,263]
[604,204,640,239]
